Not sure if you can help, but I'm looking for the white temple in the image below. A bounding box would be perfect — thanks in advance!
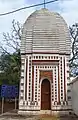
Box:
[18,8,72,115]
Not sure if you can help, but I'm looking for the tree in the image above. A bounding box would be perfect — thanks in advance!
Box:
[0,20,22,85]
[0,49,21,85]
[0,19,22,54]
[69,23,78,76]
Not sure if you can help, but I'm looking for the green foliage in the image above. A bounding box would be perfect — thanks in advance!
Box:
[0,49,21,85]
[0,19,21,85]
[0,51,21,85]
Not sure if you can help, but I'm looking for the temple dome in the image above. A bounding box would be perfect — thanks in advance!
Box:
[21,8,71,54]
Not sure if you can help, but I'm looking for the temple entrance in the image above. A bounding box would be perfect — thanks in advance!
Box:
[41,79,51,110]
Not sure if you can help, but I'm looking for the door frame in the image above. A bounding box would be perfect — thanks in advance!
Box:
[40,77,51,110]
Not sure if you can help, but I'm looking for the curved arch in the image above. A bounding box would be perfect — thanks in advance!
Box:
[40,77,51,85]
[41,78,51,110]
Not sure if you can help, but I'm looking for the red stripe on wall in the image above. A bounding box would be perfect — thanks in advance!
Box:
[25,58,28,100]
[21,52,70,55]
[32,60,59,63]
[64,57,66,101]
[32,66,34,101]
[58,65,60,104]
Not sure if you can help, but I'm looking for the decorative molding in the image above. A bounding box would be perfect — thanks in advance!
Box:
[19,54,70,111]
[21,52,70,56]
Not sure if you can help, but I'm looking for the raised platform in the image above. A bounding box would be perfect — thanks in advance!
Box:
[18,109,73,116]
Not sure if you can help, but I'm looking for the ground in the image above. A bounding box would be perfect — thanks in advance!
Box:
[0,112,78,120]
[0,100,78,120]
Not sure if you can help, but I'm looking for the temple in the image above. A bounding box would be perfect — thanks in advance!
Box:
[18,8,72,115]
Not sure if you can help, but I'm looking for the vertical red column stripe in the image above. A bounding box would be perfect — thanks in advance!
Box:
[64,57,66,101]
[58,65,60,104]
[25,58,28,100]
[32,66,34,101]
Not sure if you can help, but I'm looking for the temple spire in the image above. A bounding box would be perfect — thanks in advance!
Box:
[44,0,45,8]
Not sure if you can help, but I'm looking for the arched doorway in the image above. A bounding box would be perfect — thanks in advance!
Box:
[41,79,51,110]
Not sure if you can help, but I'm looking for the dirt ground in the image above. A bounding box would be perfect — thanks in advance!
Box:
[0,113,78,120]
[0,100,78,120]
[39,114,78,120]
[0,99,18,115]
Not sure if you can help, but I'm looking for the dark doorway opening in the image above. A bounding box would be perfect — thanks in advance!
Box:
[41,79,51,110]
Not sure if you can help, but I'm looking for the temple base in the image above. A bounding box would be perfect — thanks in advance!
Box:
[18,106,73,116]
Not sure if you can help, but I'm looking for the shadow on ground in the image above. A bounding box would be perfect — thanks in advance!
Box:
[0,99,18,114]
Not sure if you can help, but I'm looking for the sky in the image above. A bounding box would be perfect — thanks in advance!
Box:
[0,0,78,51]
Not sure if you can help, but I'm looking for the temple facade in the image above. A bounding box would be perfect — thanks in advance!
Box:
[18,8,72,114]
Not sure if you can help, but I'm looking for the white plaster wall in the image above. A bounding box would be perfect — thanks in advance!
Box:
[71,81,78,115]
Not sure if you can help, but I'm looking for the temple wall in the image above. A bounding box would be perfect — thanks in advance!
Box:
[19,53,72,114]
[69,77,78,115]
